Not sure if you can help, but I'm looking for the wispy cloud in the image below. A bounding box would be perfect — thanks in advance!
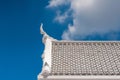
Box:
[47,0,69,8]
[47,0,120,40]
[54,11,68,23]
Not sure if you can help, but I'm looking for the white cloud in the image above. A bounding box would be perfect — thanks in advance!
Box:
[47,0,120,40]
[54,11,68,23]
[47,0,69,8]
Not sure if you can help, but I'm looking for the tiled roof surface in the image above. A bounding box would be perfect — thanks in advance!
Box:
[51,41,120,75]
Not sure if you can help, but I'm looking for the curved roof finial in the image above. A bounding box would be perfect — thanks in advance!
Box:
[40,23,49,37]
[40,23,46,35]
[40,23,57,43]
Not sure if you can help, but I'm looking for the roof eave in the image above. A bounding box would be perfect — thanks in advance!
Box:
[38,75,120,80]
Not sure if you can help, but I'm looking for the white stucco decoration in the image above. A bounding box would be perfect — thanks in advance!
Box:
[39,23,57,78]
[41,62,50,78]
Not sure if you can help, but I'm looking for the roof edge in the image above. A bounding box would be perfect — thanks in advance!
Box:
[38,75,120,80]
[52,40,120,42]
[39,23,56,78]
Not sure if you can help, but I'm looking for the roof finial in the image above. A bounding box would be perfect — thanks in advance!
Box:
[40,23,48,37]
[40,23,46,35]
[40,23,57,43]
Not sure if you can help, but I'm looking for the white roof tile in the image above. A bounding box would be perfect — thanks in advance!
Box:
[51,41,120,75]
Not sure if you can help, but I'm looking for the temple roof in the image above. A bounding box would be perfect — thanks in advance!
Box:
[38,24,120,80]
[51,41,120,76]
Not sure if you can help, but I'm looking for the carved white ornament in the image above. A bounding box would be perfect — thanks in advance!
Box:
[39,23,57,78]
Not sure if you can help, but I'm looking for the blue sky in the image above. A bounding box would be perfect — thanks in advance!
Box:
[0,0,120,80]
